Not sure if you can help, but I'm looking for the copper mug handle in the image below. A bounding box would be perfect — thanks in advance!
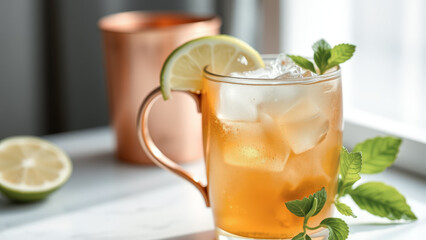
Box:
[136,87,209,207]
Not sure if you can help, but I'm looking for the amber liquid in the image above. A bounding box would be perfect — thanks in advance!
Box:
[202,76,342,239]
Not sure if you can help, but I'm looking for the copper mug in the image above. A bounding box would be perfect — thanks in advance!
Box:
[99,12,221,164]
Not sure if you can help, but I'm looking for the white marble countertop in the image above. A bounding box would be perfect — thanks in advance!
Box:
[0,127,425,240]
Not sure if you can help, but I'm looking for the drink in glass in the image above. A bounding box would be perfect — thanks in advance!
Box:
[202,56,342,238]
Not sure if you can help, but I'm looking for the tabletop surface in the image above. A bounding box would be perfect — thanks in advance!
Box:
[0,127,425,240]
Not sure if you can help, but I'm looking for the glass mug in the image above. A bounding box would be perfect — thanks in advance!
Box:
[137,57,342,239]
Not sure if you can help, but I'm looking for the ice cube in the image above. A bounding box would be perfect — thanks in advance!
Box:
[284,116,329,154]
[278,98,329,154]
[217,84,261,121]
[305,79,341,117]
[217,84,303,121]
[280,98,321,123]
[221,119,290,172]
[258,111,276,137]
[230,54,314,79]
[257,86,304,118]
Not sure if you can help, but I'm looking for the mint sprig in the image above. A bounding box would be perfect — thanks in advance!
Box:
[335,137,416,221]
[286,136,416,240]
[285,188,349,240]
[288,39,355,75]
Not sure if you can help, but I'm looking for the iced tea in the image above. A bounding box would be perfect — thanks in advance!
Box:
[202,60,342,238]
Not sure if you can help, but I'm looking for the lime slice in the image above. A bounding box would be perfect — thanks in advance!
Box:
[0,136,72,202]
[160,34,264,100]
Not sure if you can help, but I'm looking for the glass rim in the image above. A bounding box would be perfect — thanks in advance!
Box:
[203,54,341,85]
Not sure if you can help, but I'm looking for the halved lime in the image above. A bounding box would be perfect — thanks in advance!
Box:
[0,136,72,202]
[160,35,264,100]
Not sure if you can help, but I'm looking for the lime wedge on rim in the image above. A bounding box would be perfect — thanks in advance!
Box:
[0,136,72,202]
[160,34,264,100]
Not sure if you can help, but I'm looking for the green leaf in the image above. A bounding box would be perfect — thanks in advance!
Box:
[320,218,349,240]
[292,232,311,240]
[306,198,318,219]
[349,182,417,220]
[312,188,327,216]
[353,136,402,174]
[337,178,344,196]
[312,39,331,74]
[335,201,356,218]
[339,147,362,194]
[312,39,331,52]
[287,55,316,73]
[285,197,312,217]
[292,232,305,240]
[327,44,356,69]
[285,188,327,217]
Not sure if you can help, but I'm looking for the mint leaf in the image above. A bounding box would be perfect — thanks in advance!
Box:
[335,201,356,218]
[289,40,355,75]
[312,39,331,74]
[306,198,318,219]
[285,196,313,217]
[337,178,343,195]
[320,218,349,240]
[312,188,327,216]
[339,147,362,195]
[292,232,311,240]
[312,39,331,52]
[327,44,356,69]
[285,188,327,217]
[349,182,417,220]
[287,55,316,73]
[353,136,402,174]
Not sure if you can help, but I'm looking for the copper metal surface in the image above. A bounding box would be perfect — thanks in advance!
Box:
[137,87,209,206]
[99,12,220,164]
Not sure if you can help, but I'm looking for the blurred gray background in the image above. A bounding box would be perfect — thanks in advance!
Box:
[0,0,279,138]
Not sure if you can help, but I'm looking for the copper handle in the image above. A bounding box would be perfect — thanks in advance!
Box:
[137,87,209,207]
